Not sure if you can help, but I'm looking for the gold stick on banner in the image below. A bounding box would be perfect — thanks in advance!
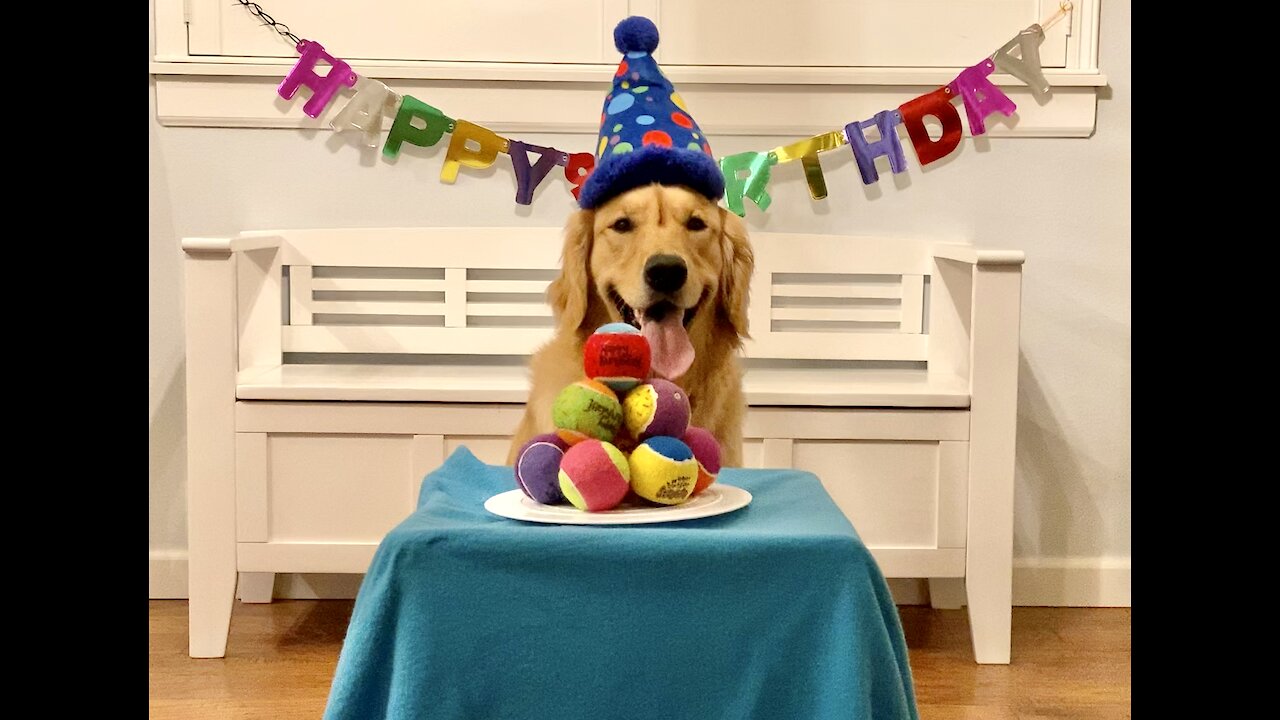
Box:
[771,130,847,200]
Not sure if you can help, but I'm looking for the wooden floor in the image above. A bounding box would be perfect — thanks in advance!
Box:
[149,601,1130,719]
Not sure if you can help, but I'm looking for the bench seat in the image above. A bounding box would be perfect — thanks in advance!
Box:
[236,363,971,407]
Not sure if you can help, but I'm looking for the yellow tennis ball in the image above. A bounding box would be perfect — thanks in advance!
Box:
[628,436,699,505]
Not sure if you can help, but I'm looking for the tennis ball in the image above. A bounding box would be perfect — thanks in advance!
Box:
[629,436,699,505]
[681,426,722,496]
[513,433,570,505]
[552,379,623,443]
[622,379,690,441]
[558,439,631,511]
[584,323,651,393]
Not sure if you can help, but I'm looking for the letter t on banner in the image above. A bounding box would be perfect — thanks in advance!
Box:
[277,41,358,119]
[772,131,846,200]
[844,110,907,185]
[441,121,507,183]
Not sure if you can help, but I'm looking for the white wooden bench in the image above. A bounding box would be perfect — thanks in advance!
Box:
[182,227,1024,663]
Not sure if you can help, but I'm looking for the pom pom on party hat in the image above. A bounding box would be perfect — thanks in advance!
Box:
[578,16,725,209]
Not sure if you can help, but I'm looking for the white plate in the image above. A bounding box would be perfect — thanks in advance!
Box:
[484,484,752,525]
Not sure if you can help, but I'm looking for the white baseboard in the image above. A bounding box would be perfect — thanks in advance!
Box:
[1012,556,1131,607]
[149,549,188,598]
[149,552,1131,607]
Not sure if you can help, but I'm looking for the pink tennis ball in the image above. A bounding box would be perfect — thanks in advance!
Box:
[622,379,690,441]
[558,439,631,512]
[513,433,570,504]
[682,426,722,496]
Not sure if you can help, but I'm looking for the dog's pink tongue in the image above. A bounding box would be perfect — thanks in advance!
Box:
[641,313,694,380]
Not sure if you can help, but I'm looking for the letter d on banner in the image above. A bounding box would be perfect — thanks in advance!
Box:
[898,88,963,166]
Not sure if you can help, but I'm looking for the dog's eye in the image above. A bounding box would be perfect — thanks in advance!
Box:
[610,217,632,233]
[685,216,707,232]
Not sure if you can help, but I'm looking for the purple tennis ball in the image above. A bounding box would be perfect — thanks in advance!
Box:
[622,378,691,441]
[514,433,570,504]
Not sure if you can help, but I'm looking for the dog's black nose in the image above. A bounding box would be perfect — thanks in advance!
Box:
[644,254,687,294]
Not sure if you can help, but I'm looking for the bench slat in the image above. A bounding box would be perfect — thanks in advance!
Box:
[311,278,447,292]
[772,283,901,299]
[771,307,902,322]
[310,301,447,316]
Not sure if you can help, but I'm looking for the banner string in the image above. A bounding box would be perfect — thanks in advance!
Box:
[234,0,300,46]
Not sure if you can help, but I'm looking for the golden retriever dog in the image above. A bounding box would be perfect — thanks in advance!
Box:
[507,183,754,467]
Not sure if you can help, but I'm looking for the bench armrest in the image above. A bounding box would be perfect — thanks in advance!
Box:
[181,234,283,256]
[933,244,1025,266]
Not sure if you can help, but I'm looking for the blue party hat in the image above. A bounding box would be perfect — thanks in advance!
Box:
[577,17,725,209]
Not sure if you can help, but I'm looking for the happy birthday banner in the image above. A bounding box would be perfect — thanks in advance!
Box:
[276,17,1059,216]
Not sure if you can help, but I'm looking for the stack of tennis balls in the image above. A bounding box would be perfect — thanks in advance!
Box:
[512,322,723,513]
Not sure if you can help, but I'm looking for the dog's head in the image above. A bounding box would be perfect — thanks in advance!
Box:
[548,184,754,379]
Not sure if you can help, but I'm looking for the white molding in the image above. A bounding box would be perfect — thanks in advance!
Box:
[149,59,1107,87]
[1013,556,1132,608]
[149,552,1132,606]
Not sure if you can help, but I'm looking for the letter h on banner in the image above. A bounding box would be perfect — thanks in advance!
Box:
[844,110,907,185]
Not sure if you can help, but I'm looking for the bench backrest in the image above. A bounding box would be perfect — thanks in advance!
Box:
[242,227,952,367]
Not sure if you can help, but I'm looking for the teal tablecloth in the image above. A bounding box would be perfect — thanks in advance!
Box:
[324,447,918,720]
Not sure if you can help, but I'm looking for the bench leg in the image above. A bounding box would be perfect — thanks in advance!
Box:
[238,572,276,604]
[927,578,966,609]
[964,264,1020,665]
[189,563,237,658]
[965,565,1012,664]
[184,250,240,658]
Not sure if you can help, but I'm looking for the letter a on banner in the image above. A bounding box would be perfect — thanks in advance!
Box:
[949,59,1016,136]
[330,78,401,148]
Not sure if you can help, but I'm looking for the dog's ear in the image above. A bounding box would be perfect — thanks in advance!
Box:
[547,208,595,335]
[717,208,755,341]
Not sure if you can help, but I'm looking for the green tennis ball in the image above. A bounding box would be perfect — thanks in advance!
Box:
[629,436,699,505]
[552,379,623,443]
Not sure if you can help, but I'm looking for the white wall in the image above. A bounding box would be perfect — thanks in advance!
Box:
[149,3,1129,604]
